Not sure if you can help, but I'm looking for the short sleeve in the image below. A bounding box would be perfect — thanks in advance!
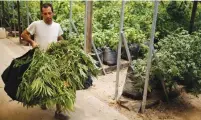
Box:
[58,24,63,36]
[27,21,36,35]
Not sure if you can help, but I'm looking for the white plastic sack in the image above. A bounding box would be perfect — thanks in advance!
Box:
[0,27,7,39]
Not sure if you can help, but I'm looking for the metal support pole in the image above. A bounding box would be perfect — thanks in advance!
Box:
[71,21,79,35]
[29,13,34,22]
[92,40,106,75]
[114,0,126,101]
[7,2,10,27]
[121,32,131,64]
[26,1,30,26]
[69,0,72,35]
[17,0,22,43]
[69,1,79,35]
[121,32,134,70]
[141,0,159,113]
[12,2,16,37]
[21,1,24,31]
[2,1,5,27]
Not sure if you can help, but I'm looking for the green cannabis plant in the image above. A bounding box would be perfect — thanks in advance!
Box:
[16,40,98,111]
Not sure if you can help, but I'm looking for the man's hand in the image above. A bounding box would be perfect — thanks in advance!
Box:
[57,36,63,41]
[31,41,38,48]
[21,29,38,48]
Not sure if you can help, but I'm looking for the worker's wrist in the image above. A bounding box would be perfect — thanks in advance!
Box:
[30,40,34,45]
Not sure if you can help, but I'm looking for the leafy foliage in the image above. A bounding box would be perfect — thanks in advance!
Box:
[17,41,98,111]
[47,40,98,89]
[152,29,201,94]
[14,55,32,68]
[132,59,152,94]
[131,29,201,95]
[53,1,85,40]
[156,1,192,39]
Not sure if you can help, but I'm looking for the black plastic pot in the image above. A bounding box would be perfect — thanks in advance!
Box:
[121,43,140,60]
[122,66,143,100]
[91,48,103,62]
[103,47,117,66]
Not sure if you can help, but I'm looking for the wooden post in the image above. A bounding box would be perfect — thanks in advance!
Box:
[141,0,159,113]
[17,1,22,43]
[85,1,93,53]
[84,1,87,52]
[189,1,198,34]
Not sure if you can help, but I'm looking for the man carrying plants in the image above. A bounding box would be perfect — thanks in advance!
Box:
[21,3,68,120]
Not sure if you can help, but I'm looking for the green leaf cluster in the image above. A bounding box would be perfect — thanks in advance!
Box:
[16,40,98,111]
[152,29,201,94]
[132,59,152,94]
[131,29,201,95]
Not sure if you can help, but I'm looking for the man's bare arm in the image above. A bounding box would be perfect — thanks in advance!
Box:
[58,36,63,41]
[21,29,38,48]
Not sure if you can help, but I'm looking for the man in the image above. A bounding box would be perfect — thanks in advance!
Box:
[21,3,68,120]
[21,3,63,50]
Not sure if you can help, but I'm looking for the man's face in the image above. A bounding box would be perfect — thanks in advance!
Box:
[42,6,53,25]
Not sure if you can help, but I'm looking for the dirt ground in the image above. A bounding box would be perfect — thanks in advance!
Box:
[142,91,201,120]
[108,89,201,120]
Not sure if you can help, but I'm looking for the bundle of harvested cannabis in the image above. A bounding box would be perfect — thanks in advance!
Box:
[16,40,98,111]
